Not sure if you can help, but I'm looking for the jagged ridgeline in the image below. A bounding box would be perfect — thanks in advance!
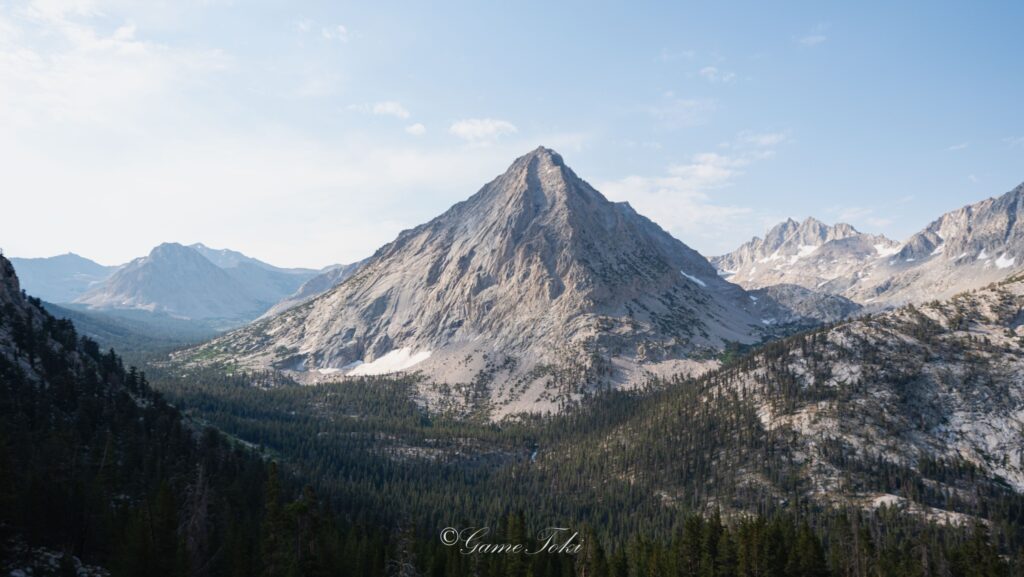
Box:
[714,183,1024,308]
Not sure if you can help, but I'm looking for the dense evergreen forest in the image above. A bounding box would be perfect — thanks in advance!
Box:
[3,253,1024,576]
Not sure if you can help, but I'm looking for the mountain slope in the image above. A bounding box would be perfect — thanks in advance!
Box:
[185,147,770,411]
[8,253,117,303]
[0,254,273,576]
[563,273,1024,528]
[74,242,271,321]
[42,301,223,353]
[840,182,1024,306]
[715,184,1024,312]
[189,242,318,308]
[260,259,365,318]
[712,217,899,290]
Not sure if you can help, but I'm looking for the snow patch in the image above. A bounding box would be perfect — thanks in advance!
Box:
[347,348,432,376]
[680,271,706,287]
[930,244,945,256]
[875,243,900,257]
[977,249,990,260]
[995,254,1015,269]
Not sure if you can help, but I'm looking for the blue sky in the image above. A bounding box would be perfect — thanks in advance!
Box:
[2,0,1022,268]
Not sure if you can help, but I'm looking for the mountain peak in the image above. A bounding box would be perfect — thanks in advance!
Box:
[186,148,763,412]
[150,242,193,256]
[520,145,563,164]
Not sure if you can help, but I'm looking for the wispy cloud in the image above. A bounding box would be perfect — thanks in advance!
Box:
[826,195,915,233]
[796,23,830,47]
[348,101,412,119]
[798,34,827,46]
[448,118,518,144]
[598,130,790,254]
[1004,136,1024,148]
[659,48,695,62]
[947,142,969,151]
[733,130,791,150]
[294,17,349,42]
[405,122,426,136]
[0,2,229,128]
[321,24,349,42]
[649,93,716,129]
[699,66,736,84]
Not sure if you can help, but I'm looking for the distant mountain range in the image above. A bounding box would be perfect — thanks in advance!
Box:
[9,253,118,303]
[260,260,366,318]
[9,242,363,329]
[713,183,1024,308]
[712,218,900,291]
[71,242,317,322]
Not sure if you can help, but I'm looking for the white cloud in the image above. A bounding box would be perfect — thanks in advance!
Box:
[0,3,229,128]
[22,0,100,21]
[448,118,518,144]
[798,34,827,46]
[734,130,790,149]
[947,142,969,151]
[599,157,753,255]
[796,24,830,47]
[405,122,426,136]
[598,131,790,254]
[649,94,716,129]
[321,24,348,42]
[699,66,736,84]
[372,101,410,119]
[659,48,695,62]
[1004,136,1024,148]
[347,101,412,119]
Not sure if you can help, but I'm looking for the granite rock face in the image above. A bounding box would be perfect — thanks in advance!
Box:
[712,217,900,292]
[185,147,772,411]
[260,260,365,318]
[840,183,1024,307]
[714,183,1024,311]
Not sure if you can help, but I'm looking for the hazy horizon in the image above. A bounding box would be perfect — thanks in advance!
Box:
[3,0,1022,268]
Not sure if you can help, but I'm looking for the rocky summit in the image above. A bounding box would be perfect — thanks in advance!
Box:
[715,184,1024,310]
[712,217,900,292]
[185,147,774,413]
